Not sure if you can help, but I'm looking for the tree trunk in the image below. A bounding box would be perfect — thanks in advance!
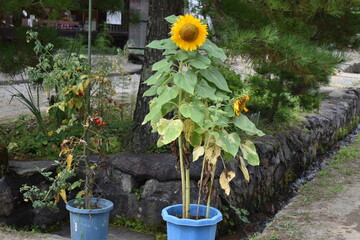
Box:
[125,0,184,152]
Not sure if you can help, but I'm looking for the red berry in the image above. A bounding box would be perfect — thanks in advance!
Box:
[102,121,106,126]
[78,91,84,96]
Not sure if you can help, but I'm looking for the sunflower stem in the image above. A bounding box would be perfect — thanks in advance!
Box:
[206,161,217,218]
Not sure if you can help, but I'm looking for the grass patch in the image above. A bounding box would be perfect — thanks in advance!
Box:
[254,126,360,239]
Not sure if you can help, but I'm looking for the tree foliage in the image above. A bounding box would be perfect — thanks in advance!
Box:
[203,0,360,120]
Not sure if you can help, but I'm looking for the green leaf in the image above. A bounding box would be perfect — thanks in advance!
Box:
[143,86,158,97]
[157,119,183,145]
[195,79,218,100]
[240,141,260,166]
[201,39,227,59]
[165,15,178,24]
[216,131,241,157]
[179,101,206,125]
[189,54,211,69]
[215,90,230,100]
[144,71,165,85]
[233,115,265,136]
[142,86,178,125]
[147,39,177,50]
[152,59,172,72]
[69,180,82,190]
[174,70,197,94]
[156,85,179,106]
[174,50,189,61]
[200,67,231,92]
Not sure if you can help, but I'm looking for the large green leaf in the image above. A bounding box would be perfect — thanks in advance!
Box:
[174,70,197,94]
[147,39,177,50]
[195,79,218,100]
[201,39,227,59]
[189,54,211,69]
[240,141,260,166]
[152,59,172,72]
[144,71,165,85]
[150,102,176,127]
[157,118,183,145]
[216,131,241,157]
[200,67,231,92]
[174,50,189,61]
[179,101,206,125]
[156,85,179,106]
[215,90,230,100]
[233,115,265,136]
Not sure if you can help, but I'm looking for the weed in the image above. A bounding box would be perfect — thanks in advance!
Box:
[111,215,164,238]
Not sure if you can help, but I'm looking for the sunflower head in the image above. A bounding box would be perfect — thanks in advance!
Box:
[234,94,250,116]
[170,14,208,51]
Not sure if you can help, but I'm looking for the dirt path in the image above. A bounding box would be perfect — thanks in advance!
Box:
[255,133,360,240]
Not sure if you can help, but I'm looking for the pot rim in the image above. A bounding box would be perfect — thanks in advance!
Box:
[66,197,113,215]
[162,204,222,227]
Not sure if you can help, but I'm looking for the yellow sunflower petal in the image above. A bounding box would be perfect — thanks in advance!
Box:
[170,14,208,51]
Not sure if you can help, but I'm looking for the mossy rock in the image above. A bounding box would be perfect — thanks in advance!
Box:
[0,144,9,177]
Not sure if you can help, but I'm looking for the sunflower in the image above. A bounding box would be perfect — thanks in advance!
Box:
[234,94,250,116]
[170,14,208,51]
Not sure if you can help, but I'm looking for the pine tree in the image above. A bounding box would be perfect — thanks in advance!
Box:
[202,0,360,120]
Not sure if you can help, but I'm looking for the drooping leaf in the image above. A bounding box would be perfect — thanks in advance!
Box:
[219,169,235,195]
[183,119,203,147]
[195,79,218,100]
[157,118,183,145]
[240,140,260,166]
[193,146,205,162]
[204,141,221,165]
[66,154,73,171]
[233,115,265,136]
[201,39,227,59]
[239,156,250,182]
[200,67,231,92]
[216,131,241,157]
[59,189,67,203]
[174,70,197,94]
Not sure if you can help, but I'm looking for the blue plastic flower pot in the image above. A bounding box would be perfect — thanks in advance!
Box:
[162,204,223,240]
[66,198,113,240]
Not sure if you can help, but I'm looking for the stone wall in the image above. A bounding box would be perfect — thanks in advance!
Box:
[1,87,359,229]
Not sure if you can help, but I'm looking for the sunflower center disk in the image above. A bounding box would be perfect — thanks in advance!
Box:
[179,23,200,42]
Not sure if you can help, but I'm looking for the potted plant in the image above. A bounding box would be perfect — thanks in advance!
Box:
[20,29,115,239]
[142,14,264,240]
